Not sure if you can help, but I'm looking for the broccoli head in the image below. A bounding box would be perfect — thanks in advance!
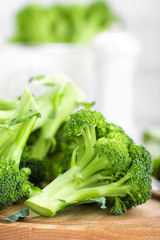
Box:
[25,109,152,217]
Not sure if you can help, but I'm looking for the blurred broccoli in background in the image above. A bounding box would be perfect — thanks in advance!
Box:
[143,128,160,181]
[10,1,120,44]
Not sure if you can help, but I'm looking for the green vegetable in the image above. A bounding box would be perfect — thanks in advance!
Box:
[10,1,120,44]
[20,74,86,187]
[25,109,152,217]
[0,87,41,209]
[0,74,86,187]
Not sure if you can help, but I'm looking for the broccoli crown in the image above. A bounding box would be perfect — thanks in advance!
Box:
[62,109,107,139]
[129,144,153,175]
[106,123,133,146]
[0,157,31,209]
[126,163,152,205]
[94,136,131,173]
[61,109,106,161]
[152,157,160,180]
[25,109,152,217]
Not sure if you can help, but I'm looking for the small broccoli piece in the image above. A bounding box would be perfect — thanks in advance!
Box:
[109,197,127,215]
[25,109,152,217]
[0,87,41,209]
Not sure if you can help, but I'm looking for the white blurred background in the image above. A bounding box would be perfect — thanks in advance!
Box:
[0,0,160,143]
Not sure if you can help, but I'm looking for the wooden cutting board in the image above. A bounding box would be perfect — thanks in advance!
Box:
[0,192,160,240]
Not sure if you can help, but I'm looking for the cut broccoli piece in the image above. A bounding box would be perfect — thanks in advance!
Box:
[0,87,41,209]
[25,109,152,217]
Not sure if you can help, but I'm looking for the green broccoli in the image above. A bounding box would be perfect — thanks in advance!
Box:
[21,74,86,187]
[0,87,41,209]
[10,1,120,44]
[25,109,152,217]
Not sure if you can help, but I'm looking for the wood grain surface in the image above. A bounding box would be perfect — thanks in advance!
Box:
[0,192,160,240]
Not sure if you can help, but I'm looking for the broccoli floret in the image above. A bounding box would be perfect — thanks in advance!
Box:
[0,87,41,209]
[129,144,153,175]
[21,74,86,187]
[25,109,152,217]
[109,197,127,215]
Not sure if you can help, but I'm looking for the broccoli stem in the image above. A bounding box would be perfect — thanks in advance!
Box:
[25,168,132,217]
[1,87,39,164]
[25,176,131,217]
[78,126,97,169]
[42,93,80,139]
[63,184,130,204]
[8,118,38,164]
[32,89,55,132]
[78,171,117,188]
[30,89,82,160]
[80,155,108,179]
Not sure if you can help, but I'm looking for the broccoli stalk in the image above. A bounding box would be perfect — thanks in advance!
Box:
[21,74,86,186]
[0,87,41,209]
[25,109,152,217]
[28,74,85,155]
